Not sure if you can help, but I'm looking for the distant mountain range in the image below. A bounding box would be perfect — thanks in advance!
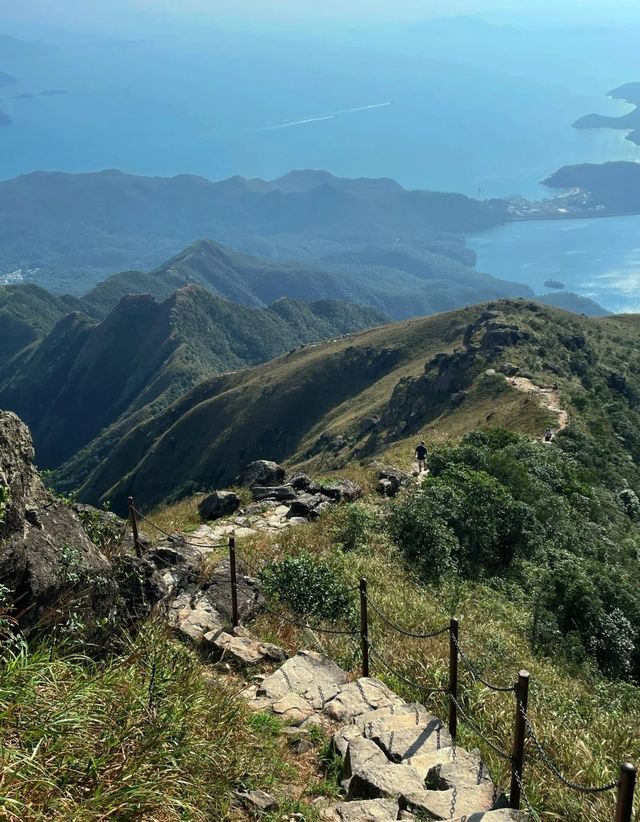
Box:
[0,168,511,300]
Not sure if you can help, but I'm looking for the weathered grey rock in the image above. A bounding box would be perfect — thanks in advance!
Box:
[371,716,450,763]
[320,798,399,822]
[288,473,312,491]
[204,557,264,624]
[405,781,495,820]
[169,589,223,641]
[377,479,395,497]
[235,788,278,813]
[449,811,529,822]
[309,501,334,520]
[324,677,403,723]
[343,736,389,783]
[0,411,116,630]
[236,460,285,488]
[426,748,493,792]
[355,702,427,734]
[197,491,240,521]
[287,493,328,518]
[375,465,411,497]
[333,724,365,758]
[271,692,316,726]
[258,650,348,710]
[347,761,426,802]
[252,485,296,502]
[451,389,467,407]
[207,625,286,665]
[309,480,363,503]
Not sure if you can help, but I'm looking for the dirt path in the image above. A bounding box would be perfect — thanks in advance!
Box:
[510,376,569,432]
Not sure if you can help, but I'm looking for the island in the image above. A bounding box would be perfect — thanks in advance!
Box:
[544,279,565,290]
[573,82,640,146]
[16,92,34,99]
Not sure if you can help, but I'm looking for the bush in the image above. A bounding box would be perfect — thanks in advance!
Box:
[332,502,381,552]
[259,553,354,623]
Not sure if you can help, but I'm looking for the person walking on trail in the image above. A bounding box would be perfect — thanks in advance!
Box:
[415,440,428,473]
[544,428,553,443]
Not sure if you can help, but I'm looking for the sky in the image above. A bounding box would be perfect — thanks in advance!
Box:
[2,0,640,34]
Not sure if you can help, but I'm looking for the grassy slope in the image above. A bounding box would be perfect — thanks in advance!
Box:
[0,285,387,471]
[75,299,640,515]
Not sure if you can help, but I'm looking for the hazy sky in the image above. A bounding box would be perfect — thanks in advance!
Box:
[2,0,640,33]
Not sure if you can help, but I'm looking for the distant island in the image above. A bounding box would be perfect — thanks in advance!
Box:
[0,71,18,87]
[16,92,34,100]
[573,82,640,146]
[544,279,565,289]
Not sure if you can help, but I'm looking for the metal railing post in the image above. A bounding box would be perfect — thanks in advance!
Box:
[229,536,239,628]
[614,763,636,822]
[127,496,141,558]
[359,578,369,678]
[448,618,459,740]
[510,669,530,809]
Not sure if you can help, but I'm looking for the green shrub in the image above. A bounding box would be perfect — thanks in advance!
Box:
[332,502,382,551]
[259,553,354,623]
[0,485,8,525]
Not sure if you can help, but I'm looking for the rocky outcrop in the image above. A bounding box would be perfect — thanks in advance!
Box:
[236,460,285,488]
[198,491,240,521]
[375,465,412,497]
[0,411,116,629]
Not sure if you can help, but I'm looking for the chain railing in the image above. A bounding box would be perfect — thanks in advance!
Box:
[125,497,637,822]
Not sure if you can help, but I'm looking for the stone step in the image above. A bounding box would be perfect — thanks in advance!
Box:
[320,798,400,822]
[449,812,529,822]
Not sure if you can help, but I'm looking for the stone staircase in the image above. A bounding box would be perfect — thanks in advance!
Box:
[242,650,528,822]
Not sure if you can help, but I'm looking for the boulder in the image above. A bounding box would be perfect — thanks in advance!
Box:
[287,493,328,518]
[371,715,450,763]
[235,789,278,813]
[498,363,520,377]
[376,466,411,497]
[451,390,467,407]
[252,485,296,502]
[347,761,426,802]
[324,677,403,723]
[309,480,363,503]
[320,798,400,822]
[258,650,348,710]
[0,411,116,630]
[309,501,334,520]
[197,491,240,521]
[449,812,529,822]
[288,473,312,491]
[207,625,286,665]
[235,460,285,488]
[343,736,389,783]
[204,557,264,624]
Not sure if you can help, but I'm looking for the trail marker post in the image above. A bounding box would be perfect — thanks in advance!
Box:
[127,496,141,558]
[229,536,239,628]
[615,763,637,822]
[359,578,369,678]
[448,618,459,740]
[510,669,530,809]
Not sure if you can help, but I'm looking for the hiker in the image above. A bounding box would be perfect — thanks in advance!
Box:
[544,428,553,443]
[415,440,428,472]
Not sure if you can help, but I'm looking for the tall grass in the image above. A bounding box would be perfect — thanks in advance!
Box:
[0,623,293,821]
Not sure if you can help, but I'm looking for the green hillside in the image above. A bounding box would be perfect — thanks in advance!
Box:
[60,299,640,517]
[0,283,81,365]
[0,285,387,469]
[80,237,534,321]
